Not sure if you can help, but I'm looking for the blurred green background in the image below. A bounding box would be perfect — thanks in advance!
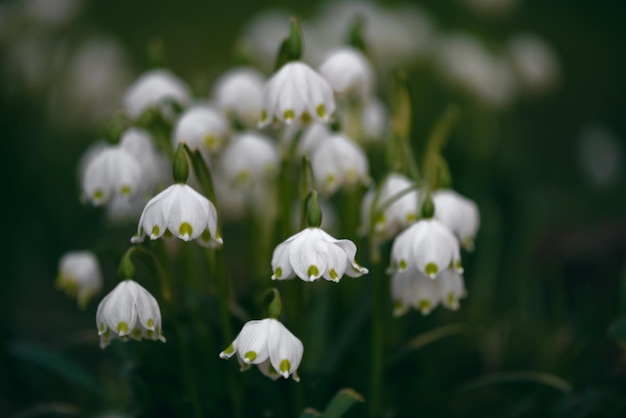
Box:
[1,0,625,417]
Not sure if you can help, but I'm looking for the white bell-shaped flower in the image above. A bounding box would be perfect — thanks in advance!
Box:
[219,318,303,381]
[81,144,143,206]
[433,189,480,251]
[359,98,389,142]
[212,67,265,127]
[271,227,368,283]
[219,131,279,186]
[96,280,165,349]
[296,122,333,156]
[391,268,440,316]
[258,61,335,128]
[56,250,103,309]
[311,133,370,195]
[172,105,231,155]
[131,183,222,248]
[389,218,462,279]
[123,69,191,120]
[360,173,420,240]
[119,127,170,193]
[438,270,467,311]
[318,47,374,100]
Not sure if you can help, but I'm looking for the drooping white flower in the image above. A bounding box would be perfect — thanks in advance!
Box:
[271,227,368,283]
[172,105,231,155]
[123,69,191,120]
[218,131,279,186]
[389,218,462,279]
[56,250,102,309]
[318,47,374,100]
[391,267,467,316]
[391,268,440,316]
[81,144,143,206]
[212,67,265,127]
[310,133,370,195]
[96,280,165,349]
[219,318,303,381]
[258,61,335,128]
[433,189,480,251]
[131,183,222,248]
[507,34,560,95]
[360,173,420,240]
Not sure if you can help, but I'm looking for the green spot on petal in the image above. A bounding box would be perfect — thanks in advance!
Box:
[237,170,250,183]
[284,109,295,120]
[94,189,103,201]
[399,260,407,270]
[274,267,283,279]
[280,359,291,375]
[447,292,457,307]
[308,265,319,278]
[179,222,193,238]
[204,134,217,149]
[329,269,338,280]
[301,111,312,124]
[117,322,129,335]
[418,299,431,313]
[406,213,417,223]
[244,351,257,363]
[151,225,160,237]
[222,344,235,355]
[316,104,326,118]
[99,323,105,333]
[132,329,142,339]
[425,262,438,277]
[147,318,154,329]
[260,110,268,122]
[455,260,463,270]
[120,185,131,196]
[201,230,211,242]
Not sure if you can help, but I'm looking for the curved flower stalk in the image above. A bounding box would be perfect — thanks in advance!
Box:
[212,66,266,127]
[219,318,303,381]
[131,183,222,248]
[433,189,480,251]
[318,47,374,100]
[360,173,420,241]
[56,250,103,309]
[391,267,467,316]
[96,279,166,349]
[123,69,191,120]
[389,218,463,279]
[310,132,370,195]
[172,105,231,155]
[271,227,368,283]
[258,61,335,128]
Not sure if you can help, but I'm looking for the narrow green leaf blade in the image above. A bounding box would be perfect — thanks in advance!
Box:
[323,388,364,418]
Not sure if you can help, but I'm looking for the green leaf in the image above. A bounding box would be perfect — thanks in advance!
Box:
[608,315,626,343]
[9,341,102,396]
[300,408,323,418]
[456,371,573,395]
[323,388,364,418]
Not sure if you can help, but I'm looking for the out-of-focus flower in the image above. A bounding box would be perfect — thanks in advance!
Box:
[295,122,333,156]
[220,318,303,381]
[123,69,191,120]
[318,47,374,100]
[310,133,370,195]
[433,189,480,251]
[212,67,265,128]
[391,268,467,316]
[507,33,560,96]
[360,173,419,240]
[389,219,463,279]
[120,128,170,192]
[271,227,368,282]
[172,105,231,155]
[218,131,279,186]
[21,0,82,27]
[259,62,335,128]
[131,184,222,248]
[56,251,102,309]
[96,280,165,349]
[578,124,622,189]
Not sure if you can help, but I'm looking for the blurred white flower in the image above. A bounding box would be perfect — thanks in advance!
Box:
[310,133,370,195]
[219,131,279,186]
[212,66,265,128]
[389,219,463,279]
[295,122,333,156]
[21,0,81,27]
[56,250,103,309]
[81,145,143,206]
[433,189,480,251]
[123,69,191,120]
[507,33,560,95]
[360,173,419,240]
[271,227,368,282]
[172,105,231,155]
[96,280,165,349]
[120,127,170,193]
[318,47,374,100]
[438,269,467,311]
[259,61,336,128]
[220,318,303,381]
[357,98,388,142]
[131,184,222,248]
[578,124,622,189]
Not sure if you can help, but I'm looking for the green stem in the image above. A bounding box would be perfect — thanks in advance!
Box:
[369,259,387,418]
